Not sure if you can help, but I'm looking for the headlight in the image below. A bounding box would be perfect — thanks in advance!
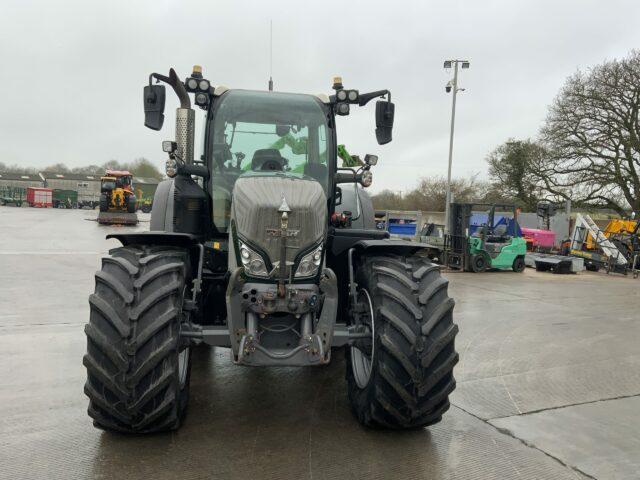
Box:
[198,80,210,91]
[360,170,373,187]
[295,244,323,278]
[239,242,269,277]
[165,159,177,178]
[336,90,347,101]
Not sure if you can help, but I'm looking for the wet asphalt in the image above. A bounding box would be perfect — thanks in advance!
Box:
[0,207,639,480]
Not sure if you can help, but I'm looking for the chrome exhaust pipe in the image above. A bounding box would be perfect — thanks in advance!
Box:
[175,108,195,165]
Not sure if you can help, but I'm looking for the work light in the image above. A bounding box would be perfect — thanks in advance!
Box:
[195,93,209,107]
[337,103,350,115]
[162,141,177,153]
[186,78,198,91]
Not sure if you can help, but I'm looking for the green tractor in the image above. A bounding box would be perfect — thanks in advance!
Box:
[445,203,527,273]
[82,66,459,434]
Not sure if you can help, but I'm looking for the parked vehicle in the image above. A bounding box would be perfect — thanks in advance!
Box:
[0,186,26,207]
[97,170,137,225]
[52,189,78,209]
[444,203,527,272]
[27,187,52,208]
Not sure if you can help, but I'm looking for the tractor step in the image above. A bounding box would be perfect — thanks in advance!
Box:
[97,211,138,225]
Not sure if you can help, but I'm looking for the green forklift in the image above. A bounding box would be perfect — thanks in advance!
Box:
[444,203,527,272]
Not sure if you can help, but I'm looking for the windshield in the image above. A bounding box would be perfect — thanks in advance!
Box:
[208,90,332,232]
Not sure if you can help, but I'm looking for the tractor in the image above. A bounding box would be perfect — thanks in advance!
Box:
[83,66,458,433]
[97,170,138,225]
[445,203,527,272]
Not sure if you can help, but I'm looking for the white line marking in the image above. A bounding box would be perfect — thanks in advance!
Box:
[0,251,101,255]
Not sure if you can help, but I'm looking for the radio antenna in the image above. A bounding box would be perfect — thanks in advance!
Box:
[268,20,274,91]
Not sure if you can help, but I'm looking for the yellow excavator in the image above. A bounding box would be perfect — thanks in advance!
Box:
[584,219,637,250]
[97,170,138,225]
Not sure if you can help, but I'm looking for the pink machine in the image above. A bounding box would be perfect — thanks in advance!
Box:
[521,227,556,250]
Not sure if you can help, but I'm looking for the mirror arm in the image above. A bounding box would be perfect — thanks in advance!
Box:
[335,170,357,184]
[150,68,191,109]
[179,163,210,179]
[358,89,391,107]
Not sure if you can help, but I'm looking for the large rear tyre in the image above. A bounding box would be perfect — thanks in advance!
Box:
[346,254,458,429]
[83,245,193,433]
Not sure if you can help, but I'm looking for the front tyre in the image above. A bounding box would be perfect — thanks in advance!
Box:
[83,245,192,433]
[346,254,458,429]
[99,193,108,212]
[471,253,487,273]
[512,256,525,272]
[127,195,137,213]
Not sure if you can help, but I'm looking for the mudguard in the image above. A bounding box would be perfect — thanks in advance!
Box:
[106,232,200,248]
[353,238,431,255]
[150,179,175,231]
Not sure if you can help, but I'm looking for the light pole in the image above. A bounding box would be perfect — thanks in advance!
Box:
[443,59,469,234]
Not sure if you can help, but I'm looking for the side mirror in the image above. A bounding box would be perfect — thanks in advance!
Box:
[144,85,166,131]
[375,100,395,145]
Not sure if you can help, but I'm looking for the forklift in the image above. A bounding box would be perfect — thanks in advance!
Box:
[444,203,527,272]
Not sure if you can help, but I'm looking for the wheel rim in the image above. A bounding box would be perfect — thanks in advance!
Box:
[474,256,485,271]
[178,347,189,389]
[350,288,375,389]
[177,285,190,389]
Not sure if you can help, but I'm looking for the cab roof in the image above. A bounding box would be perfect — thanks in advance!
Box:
[105,170,132,177]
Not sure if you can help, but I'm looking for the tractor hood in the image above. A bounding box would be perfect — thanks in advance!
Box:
[231,173,327,268]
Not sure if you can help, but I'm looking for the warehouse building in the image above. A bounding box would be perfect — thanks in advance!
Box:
[133,176,160,200]
[0,172,43,189]
[39,171,102,208]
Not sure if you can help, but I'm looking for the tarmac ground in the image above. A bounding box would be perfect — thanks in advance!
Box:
[1,207,639,480]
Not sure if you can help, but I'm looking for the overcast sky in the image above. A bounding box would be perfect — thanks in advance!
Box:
[1,0,639,193]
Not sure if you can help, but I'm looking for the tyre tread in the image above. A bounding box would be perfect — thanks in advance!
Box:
[83,245,191,433]
[347,254,459,429]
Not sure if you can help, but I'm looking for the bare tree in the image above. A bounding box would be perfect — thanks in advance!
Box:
[540,50,640,215]
[372,175,493,212]
[370,189,404,211]
[487,139,546,211]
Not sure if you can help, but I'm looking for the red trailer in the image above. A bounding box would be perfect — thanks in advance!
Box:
[27,187,53,208]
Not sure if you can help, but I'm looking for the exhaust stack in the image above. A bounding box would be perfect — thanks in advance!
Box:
[175,108,195,165]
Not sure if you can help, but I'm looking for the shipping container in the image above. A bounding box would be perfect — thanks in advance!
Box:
[27,187,53,208]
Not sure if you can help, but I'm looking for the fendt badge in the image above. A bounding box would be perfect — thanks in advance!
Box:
[266,228,299,237]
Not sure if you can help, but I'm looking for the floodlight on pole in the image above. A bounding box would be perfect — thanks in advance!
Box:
[443,59,470,235]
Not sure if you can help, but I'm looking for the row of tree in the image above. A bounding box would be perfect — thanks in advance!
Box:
[375,50,640,215]
[0,158,164,180]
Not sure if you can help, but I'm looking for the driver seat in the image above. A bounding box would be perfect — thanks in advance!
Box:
[251,149,285,171]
